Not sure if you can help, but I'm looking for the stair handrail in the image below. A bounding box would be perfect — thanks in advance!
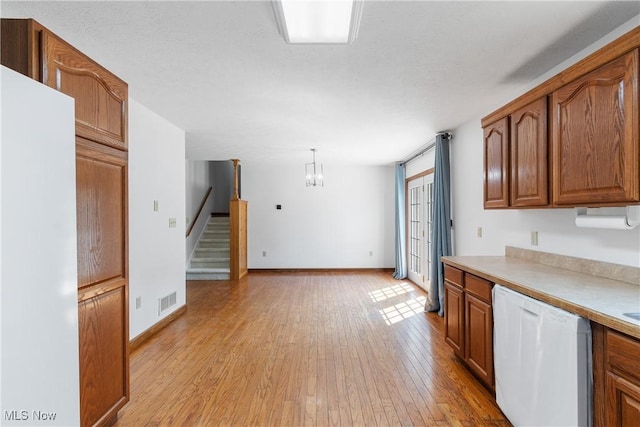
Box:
[186,186,213,238]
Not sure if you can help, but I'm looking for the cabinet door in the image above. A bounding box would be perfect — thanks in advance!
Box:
[42,31,128,150]
[79,286,129,427]
[606,372,640,427]
[484,117,510,208]
[444,281,465,358]
[76,137,129,426]
[552,50,639,205]
[510,97,548,207]
[465,293,494,389]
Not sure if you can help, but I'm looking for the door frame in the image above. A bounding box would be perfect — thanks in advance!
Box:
[405,168,434,290]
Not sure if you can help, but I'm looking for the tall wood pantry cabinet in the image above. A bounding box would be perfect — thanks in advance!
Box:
[1,19,129,426]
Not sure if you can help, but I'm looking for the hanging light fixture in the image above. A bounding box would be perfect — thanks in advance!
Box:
[305,148,324,187]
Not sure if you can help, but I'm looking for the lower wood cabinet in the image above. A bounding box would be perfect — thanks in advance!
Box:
[465,293,493,386]
[444,280,464,358]
[593,324,640,427]
[606,372,640,426]
[444,264,495,390]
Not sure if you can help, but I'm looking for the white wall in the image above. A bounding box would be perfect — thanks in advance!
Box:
[1,67,80,426]
[211,160,234,213]
[185,160,214,262]
[450,19,640,268]
[243,161,395,269]
[405,149,436,178]
[186,160,211,226]
[129,98,186,340]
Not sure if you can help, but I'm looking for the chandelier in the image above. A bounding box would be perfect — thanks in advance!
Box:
[305,148,324,187]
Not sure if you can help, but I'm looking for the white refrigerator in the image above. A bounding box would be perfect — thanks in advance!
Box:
[1,66,80,426]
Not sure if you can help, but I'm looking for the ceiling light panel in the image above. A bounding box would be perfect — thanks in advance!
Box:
[273,0,363,44]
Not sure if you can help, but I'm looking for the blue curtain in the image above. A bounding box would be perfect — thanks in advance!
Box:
[393,162,407,279]
[425,134,452,316]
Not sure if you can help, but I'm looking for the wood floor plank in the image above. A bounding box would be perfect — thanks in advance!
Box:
[114,272,510,426]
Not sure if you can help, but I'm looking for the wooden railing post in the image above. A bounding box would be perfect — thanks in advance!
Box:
[229,159,247,280]
[231,159,240,201]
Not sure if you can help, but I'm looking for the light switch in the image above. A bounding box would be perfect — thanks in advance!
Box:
[153,200,159,212]
[169,218,177,228]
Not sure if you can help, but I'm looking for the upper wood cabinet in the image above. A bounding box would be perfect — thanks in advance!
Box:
[483,96,548,209]
[482,27,640,209]
[1,19,128,150]
[483,117,510,208]
[510,97,548,207]
[551,50,639,206]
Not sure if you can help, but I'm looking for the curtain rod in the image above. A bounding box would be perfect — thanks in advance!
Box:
[400,132,452,166]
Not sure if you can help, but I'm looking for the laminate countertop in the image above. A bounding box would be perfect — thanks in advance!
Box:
[441,255,640,340]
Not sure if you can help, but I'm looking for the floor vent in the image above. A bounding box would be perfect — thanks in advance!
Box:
[158,292,177,315]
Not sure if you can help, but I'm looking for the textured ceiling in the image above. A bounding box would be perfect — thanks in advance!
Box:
[2,1,639,165]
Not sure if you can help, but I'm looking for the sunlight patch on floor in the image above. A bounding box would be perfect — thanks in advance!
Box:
[368,282,415,302]
[379,295,427,325]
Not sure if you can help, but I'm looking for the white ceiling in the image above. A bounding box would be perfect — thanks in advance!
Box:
[2,1,639,165]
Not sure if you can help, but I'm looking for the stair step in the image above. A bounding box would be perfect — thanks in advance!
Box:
[188,217,232,280]
[191,256,231,265]
[198,241,230,249]
[195,247,229,254]
[186,267,230,281]
[192,255,230,259]
[195,253,229,259]
[191,261,230,268]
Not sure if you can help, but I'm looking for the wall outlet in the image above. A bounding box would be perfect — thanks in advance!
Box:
[531,231,539,246]
[262,251,267,257]
[135,297,141,309]
[477,226,483,238]
[153,200,159,212]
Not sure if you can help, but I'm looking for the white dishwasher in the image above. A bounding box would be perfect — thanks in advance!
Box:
[492,285,592,427]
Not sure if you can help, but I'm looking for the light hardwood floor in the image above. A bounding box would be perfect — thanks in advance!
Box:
[115,272,510,426]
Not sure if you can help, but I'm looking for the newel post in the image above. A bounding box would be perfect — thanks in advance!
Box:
[231,159,240,201]
[229,159,247,280]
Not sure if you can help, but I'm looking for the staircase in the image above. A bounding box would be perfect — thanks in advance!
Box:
[186,216,230,280]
